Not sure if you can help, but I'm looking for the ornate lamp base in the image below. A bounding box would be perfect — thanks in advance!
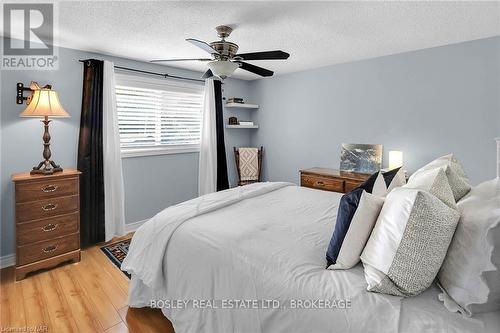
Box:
[31,117,63,175]
[31,160,63,175]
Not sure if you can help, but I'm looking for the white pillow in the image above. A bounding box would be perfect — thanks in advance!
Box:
[328,191,384,270]
[438,178,500,316]
[372,168,407,197]
[411,154,470,201]
[361,185,460,296]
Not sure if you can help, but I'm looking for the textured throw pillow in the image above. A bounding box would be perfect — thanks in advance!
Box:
[328,191,384,270]
[437,179,500,316]
[411,154,471,201]
[325,168,405,267]
[404,168,456,209]
[360,185,460,297]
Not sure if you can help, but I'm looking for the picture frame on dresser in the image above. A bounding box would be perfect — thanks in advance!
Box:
[12,169,82,280]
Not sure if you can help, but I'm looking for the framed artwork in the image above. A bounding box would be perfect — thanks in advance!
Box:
[340,143,383,174]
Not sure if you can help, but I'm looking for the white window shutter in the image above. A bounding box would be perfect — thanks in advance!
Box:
[115,73,204,156]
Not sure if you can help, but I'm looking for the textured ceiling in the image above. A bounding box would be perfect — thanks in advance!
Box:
[38,1,500,79]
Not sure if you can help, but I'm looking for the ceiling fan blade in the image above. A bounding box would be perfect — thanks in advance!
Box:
[186,38,220,55]
[236,61,274,77]
[150,58,211,63]
[201,69,214,79]
[235,50,289,61]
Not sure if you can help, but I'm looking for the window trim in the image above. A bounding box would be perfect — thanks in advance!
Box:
[115,72,204,158]
[121,144,200,158]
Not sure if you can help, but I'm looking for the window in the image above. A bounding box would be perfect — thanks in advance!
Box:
[115,73,204,157]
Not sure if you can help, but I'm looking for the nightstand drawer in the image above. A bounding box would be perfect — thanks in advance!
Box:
[16,195,79,223]
[17,233,79,266]
[301,175,344,192]
[17,212,79,245]
[15,177,79,203]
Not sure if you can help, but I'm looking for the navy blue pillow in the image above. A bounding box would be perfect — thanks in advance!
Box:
[325,168,402,267]
[326,188,363,266]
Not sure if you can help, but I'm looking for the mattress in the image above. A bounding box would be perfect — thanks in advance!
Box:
[126,184,500,333]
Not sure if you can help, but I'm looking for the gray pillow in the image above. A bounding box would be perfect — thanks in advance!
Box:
[410,154,471,201]
[361,184,460,297]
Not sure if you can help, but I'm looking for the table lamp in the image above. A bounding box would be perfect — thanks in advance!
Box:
[19,82,70,175]
[389,151,404,170]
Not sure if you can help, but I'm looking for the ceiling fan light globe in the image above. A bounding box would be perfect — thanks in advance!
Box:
[206,61,239,80]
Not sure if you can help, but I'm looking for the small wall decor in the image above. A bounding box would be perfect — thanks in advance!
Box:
[340,143,383,174]
[229,116,238,125]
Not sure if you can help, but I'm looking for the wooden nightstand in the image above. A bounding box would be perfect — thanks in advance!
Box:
[300,168,370,193]
[12,169,81,280]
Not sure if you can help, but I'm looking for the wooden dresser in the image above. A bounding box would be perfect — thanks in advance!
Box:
[300,168,370,193]
[12,169,81,280]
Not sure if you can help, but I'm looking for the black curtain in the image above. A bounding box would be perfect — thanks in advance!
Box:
[77,59,105,247]
[214,80,229,191]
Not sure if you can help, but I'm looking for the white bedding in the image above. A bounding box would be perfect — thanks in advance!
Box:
[124,183,500,333]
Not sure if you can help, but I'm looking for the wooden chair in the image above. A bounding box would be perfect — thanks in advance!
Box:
[234,146,263,186]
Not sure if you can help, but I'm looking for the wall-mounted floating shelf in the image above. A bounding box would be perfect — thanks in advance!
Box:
[225,103,259,109]
[226,124,259,129]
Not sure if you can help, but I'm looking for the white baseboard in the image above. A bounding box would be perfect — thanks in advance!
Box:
[0,253,15,269]
[125,219,149,233]
[0,219,148,269]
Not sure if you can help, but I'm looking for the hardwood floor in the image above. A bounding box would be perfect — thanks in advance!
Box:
[0,237,175,333]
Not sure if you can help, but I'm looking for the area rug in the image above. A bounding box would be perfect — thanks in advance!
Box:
[100,239,131,278]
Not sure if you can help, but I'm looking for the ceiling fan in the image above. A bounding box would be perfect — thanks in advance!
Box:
[151,25,290,80]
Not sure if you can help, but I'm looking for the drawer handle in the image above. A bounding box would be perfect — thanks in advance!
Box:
[41,223,58,232]
[316,181,325,186]
[41,184,58,193]
[42,203,57,211]
[42,245,58,253]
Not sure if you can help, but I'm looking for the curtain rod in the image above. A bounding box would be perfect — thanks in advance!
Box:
[78,59,205,83]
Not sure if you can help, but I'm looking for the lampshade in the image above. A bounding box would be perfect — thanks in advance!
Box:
[20,84,69,118]
[206,60,239,79]
[389,151,404,170]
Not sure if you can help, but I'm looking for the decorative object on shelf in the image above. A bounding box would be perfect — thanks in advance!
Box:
[227,97,244,104]
[238,121,254,126]
[229,116,238,125]
[18,81,70,175]
[389,150,404,169]
[340,143,382,174]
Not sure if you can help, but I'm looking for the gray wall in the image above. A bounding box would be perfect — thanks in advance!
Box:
[0,43,252,257]
[249,37,500,186]
[1,36,499,257]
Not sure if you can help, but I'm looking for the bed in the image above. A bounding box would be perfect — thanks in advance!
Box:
[122,182,500,333]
